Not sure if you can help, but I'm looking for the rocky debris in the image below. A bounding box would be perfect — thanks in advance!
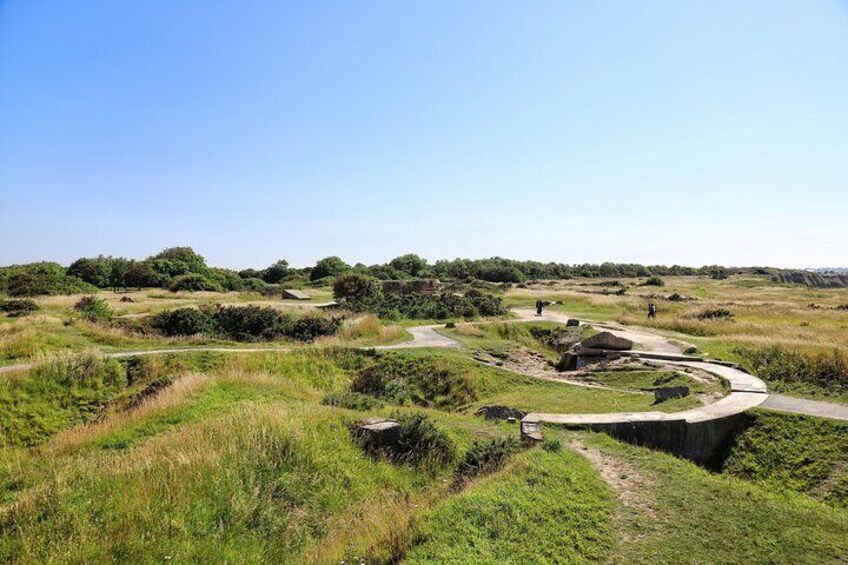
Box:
[654,386,690,402]
[566,318,580,327]
[581,331,634,351]
[556,352,578,371]
[520,421,543,442]
[476,405,527,421]
[354,417,400,450]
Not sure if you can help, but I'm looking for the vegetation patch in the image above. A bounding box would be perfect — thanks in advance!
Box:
[350,352,478,410]
[0,299,39,317]
[737,344,848,399]
[456,436,521,480]
[147,304,342,342]
[351,412,455,468]
[717,410,848,508]
[322,390,384,411]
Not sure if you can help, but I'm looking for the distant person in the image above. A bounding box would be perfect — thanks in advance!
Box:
[648,303,657,319]
[536,299,543,316]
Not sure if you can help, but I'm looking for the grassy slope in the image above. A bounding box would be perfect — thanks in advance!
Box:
[2,346,847,563]
[404,446,614,564]
[718,410,848,509]
[0,289,405,365]
[577,430,848,564]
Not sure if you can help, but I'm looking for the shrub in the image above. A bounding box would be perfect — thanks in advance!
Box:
[333,273,383,303]
[311,256,351,281]
[357,412,455,467]
[168,273,221,292]
[321,391,384,410]
[212,305,284,341]
[0,298,39,317]
[242,277,267,292]
[149,307,213,336]
[284,315,342,342]
[696,308,734,320]
[542,438,562,453]
[74,296,112,321]
[350,353,477,409]
[642,276,665,287]
[457,436,520,479]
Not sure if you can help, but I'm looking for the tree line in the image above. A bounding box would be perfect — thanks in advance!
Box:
[0,247,758,297]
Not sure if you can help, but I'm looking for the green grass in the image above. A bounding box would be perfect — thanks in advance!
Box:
[717,410,848,509]
[577,430,848,564]
[404,445,614,563]
[588,369,726,396]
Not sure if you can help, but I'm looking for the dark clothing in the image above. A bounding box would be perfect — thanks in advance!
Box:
[536,299,543,316]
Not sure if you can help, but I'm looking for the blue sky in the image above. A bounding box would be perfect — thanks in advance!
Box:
[1,1,847,269]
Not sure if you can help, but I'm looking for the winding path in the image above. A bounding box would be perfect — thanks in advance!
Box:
[1,309,847,425]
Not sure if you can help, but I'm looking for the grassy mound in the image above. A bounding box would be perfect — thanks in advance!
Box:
[717,410,848,508]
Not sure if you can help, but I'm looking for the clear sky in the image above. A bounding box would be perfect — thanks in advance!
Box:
[1,1,847,269]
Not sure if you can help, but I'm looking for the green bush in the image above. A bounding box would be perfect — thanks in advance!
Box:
[311,256,351,281]
[0,298,39,317]
[149,307,213,336]
[697,308,734,320]
[457,436,520,479]
[350,353,477,409]
[642,276,665,287]
[333,273,383,303]
[73,295,112,321]
[241,277,267,292]
[321,391,384,410]
[353,412,455,467]
[344,290,506,320]
[542,438,562,453]
[168,273,221,292]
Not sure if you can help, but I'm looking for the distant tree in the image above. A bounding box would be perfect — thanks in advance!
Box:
[168,274,221,292]
[262,260,290,284]
[238,268,262,280]
[389,254,428,277]
[333,273,383,303]
[311,256,351,281]
[124,262,165,289]
[67,257,112,287]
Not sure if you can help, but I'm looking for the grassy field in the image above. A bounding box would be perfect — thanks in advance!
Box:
[0,289,407,365]
[2,275,848,562]
[4,347,846,564]
[506,275,848,400]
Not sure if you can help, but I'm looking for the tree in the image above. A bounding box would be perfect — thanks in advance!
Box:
[333,273,383,303]
[262,260,290,284]
[389,254,428,277]
[67,257,111,287]
[311,256,350,281]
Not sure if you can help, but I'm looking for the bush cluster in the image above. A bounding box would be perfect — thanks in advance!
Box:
[148,305,341,342]
[642,276,665,287]
[350,353,477,409]
[738,345,848,395]
[74,296,112,321]
[0,298,39,317]
[457,436,520,479]
[696,308,734,320]
[339,284,506,320]
[352,412,455,467]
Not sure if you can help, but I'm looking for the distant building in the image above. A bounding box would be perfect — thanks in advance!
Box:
[282,289,311,300]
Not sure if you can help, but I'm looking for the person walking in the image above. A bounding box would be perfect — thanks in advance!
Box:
[647,302,657,319]
[536,299,543,316]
